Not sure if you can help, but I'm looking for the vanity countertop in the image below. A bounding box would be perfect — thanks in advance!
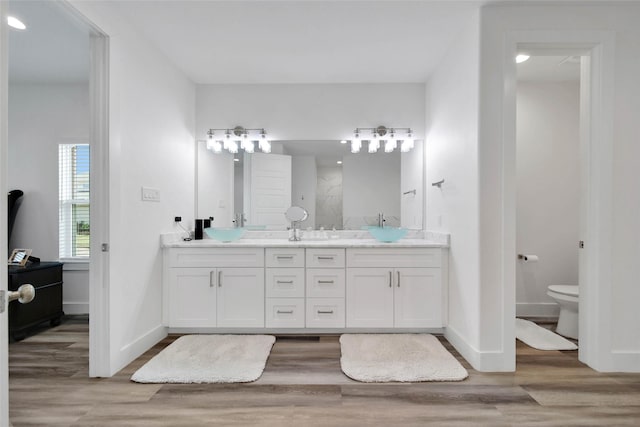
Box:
[162,238,447,248]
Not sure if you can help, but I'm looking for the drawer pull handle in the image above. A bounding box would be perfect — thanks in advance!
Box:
[218,270,222,287]
[210,271,215,287]
[317,310,334,314]
[317,256,334,260]
[276,280,294,284]
[277,256,294,259]
[397,271,401,287]
[277,310,294,314]
[389,271,392,287]
[318,280,334,284]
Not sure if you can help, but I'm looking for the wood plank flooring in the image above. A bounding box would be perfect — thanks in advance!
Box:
[8,316,640,426]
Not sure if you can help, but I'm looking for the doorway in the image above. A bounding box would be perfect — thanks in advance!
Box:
[515,54,582,346]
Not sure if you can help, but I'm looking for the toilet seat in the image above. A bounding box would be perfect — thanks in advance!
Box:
[548,285,578,297]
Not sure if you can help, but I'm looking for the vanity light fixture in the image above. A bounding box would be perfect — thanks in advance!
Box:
[348,126,415,153]
[206,126,271,154]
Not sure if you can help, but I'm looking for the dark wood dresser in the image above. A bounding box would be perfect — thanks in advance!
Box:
[8,262,64,341]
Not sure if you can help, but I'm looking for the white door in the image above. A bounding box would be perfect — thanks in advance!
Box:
[247,152,291,228]
[169,268,217,327]
[346,268,394,328]
[217,268,265,327]
[394,268,442,328]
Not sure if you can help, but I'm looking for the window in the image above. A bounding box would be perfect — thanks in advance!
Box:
[59,144,90,259]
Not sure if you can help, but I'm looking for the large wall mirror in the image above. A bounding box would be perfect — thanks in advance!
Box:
[196,140,424,230]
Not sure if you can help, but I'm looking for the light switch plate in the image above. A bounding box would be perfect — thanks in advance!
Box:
[142,186,160,202]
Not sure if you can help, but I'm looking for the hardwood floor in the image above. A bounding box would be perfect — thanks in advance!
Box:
[8,316,640,426]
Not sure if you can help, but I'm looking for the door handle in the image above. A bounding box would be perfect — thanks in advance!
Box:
[210,271,215,287]
[389,271,392,287]
[318,280,334,284]
[277,310,294,314]
[276,280,294,284]
[317,256,334,260]
[397,271,401,287]
[317,310,334,314]
[9,284,36,304]
[218,270,222,287]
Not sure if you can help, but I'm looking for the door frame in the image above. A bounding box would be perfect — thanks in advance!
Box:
[1,1,10,424]
[501,31,614,370]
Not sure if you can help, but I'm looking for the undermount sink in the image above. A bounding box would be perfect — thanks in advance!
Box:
[204,227,245,242]
[367,226,408,243]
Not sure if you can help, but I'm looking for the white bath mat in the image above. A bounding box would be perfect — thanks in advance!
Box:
[131,335,275,383]
[516,318,577,351]
[339,334,468,382]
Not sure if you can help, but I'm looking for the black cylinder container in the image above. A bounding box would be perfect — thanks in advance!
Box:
[194,219,203,240]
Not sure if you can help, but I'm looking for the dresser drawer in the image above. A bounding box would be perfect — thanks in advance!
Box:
[305,298,345,328]
[346,248,441,268]
[306,248,345,268]
[266,268,305,298]
[169,248,264,268]
[266,298,305,328]
[266,248,305,268]
[306,268,345,298]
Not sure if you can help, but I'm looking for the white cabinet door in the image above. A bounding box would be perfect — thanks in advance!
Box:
[169,268,216,327]
[394,268,442,328]
[217,268,265,327]
[346,268,394,328]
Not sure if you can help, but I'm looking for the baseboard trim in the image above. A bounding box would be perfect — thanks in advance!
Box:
[112,324,167,376]
[516,303,559,318]
[63,302,89,315]
[444,325,514,372]
[607,351,640,373]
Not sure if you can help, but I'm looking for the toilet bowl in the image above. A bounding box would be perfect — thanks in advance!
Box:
[547,285,579,339]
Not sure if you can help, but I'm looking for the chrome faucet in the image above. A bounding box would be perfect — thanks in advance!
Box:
[377,212,385,228]
[233,213,246,228]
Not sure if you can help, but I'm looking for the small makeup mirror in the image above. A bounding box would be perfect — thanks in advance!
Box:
[285,206,308,223]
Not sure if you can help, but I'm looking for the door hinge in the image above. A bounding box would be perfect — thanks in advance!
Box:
[579,240,584,249]
[0,290,5,314]
[101,243,109,252]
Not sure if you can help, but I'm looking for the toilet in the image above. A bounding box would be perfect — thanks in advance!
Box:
[546,285,579,339]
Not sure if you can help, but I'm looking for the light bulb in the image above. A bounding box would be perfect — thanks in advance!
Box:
[351,139,361,153]
[206,133,215,151]
[223,133,232,150]
[368,139,379,153]
[228,140,238,154]
[385,139,397,153]
[7,16,26,30]
[516,54,530,64]
[212,141,223,153]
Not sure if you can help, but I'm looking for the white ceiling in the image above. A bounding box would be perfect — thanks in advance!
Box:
[517,55,581,82]
[110,0,479,84]
[8,0,90,83]
[7,1,584,86]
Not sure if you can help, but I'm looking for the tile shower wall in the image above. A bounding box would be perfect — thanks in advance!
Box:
[316,166,343,229]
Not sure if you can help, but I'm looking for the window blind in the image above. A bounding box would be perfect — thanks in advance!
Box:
[59,144,90,259]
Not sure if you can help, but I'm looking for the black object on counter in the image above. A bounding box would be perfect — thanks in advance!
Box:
[194,219,204,240]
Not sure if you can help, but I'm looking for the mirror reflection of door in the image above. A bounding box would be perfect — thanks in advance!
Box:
[245,152,292,229]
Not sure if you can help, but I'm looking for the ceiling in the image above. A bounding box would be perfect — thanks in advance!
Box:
[517,55,581,82]
[8,1,584,86]
[8,0,90,83]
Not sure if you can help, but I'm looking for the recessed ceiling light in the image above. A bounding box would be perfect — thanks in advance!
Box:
[7,16,26,30]
[233,157,239,162]
[337,160,343,165]
[339,140,347,144]
[516,54,530,64]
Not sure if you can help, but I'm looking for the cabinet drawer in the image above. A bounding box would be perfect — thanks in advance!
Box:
[169,248,264,268]
[266,248,305,268]
[306,248,345,268]
[306,268,345,298]
[266,268,305,298]
[346,248,441,268]
[266,298,305,328]
[306,298,345,328]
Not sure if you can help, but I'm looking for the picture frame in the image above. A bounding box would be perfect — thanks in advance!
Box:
[8,248,32,266]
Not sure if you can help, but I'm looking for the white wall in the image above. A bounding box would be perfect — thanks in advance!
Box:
[195,84,425,141]
[8,83,90,314]
[69,1,196,375]
[480,4,640,372]
[425,12,481,368]
[516,81,580,317]
[291,155,317,228]
[342,152,400,229]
